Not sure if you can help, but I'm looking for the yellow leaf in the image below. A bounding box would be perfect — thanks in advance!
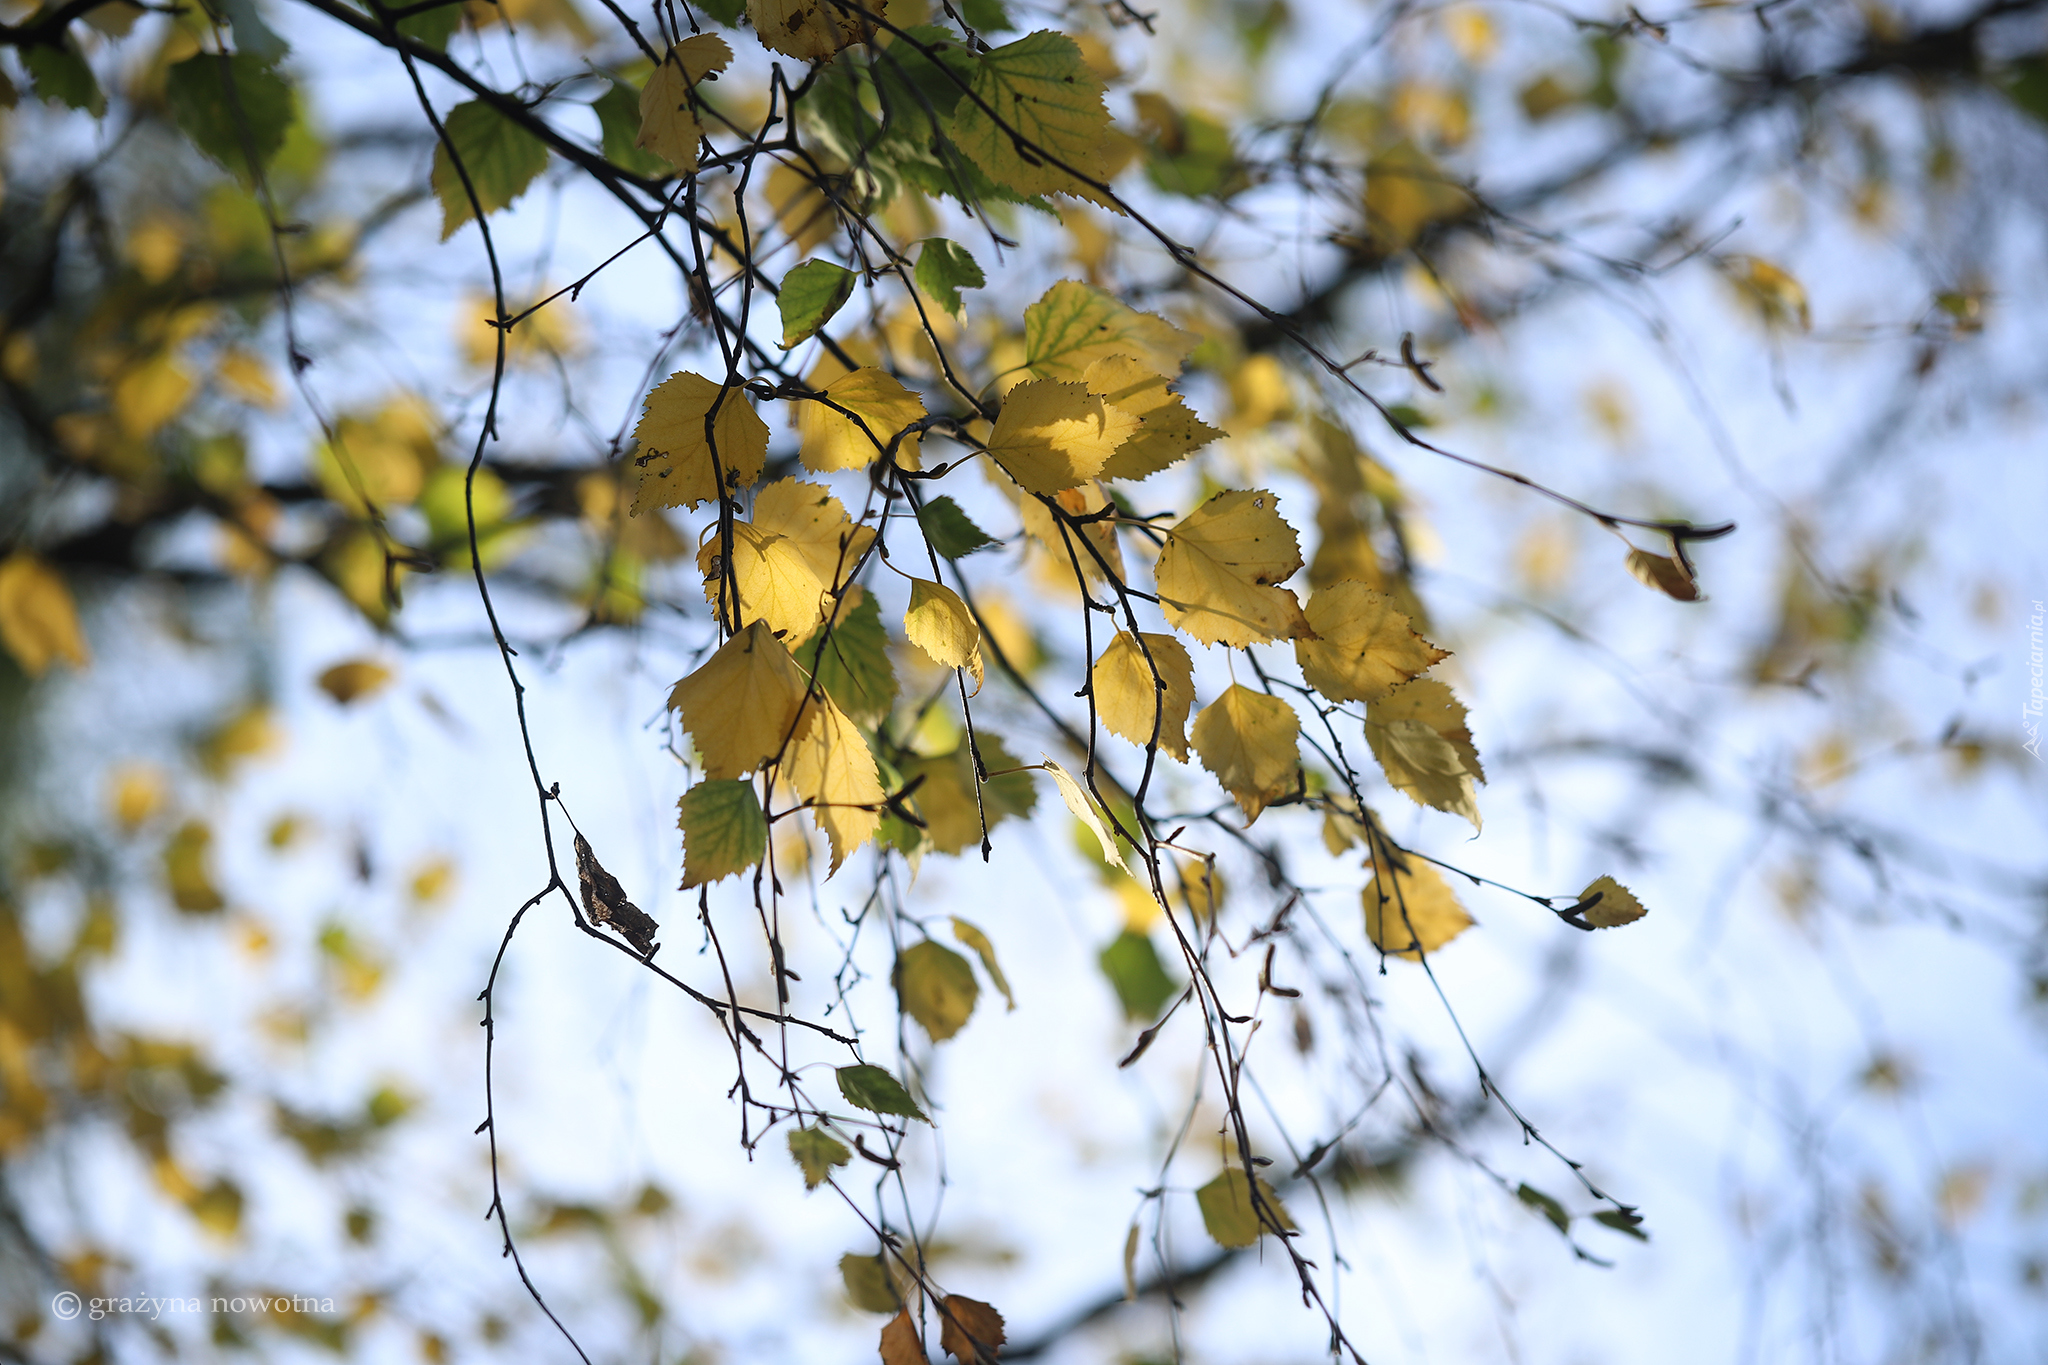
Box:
[750,0,868,61]
[1023,280,1196,382]
[165,820,226,914]
[1091,631,1193,762]
[1575,874,1647,929]
[1732,255,1811,330]
[1196,1168,1295,1248]
[1363,854,1472,959]
[0,554,90,676]
[766,162,838,255]
[752,476,876,593]
[896,939,979,1042]
[107,762,168,831]
[112,352,194,439]
[985,378,1140,496]
[1624,547,1704,602]
[1294,581,1448,702]
[217,347,281,409]
[904,579,983,693]
[668,621,812,779]
[1042,755,1128,873]
[937,1296,1006,1364]
[798,367,927,472]
[1083,355,1222,481]
[1364,677,1484,830]
[636,35,732,173]
[1190,684,1299,822]
[1017,480,1124,586]
[698,521,829,640]
[784,693,884,873]
[631,371,770,513]
[1362,141,1469,251]
[316,658,393,704]
[1155,490,1312,647]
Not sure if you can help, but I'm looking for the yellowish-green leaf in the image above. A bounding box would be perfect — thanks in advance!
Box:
[1517,1182,1572,1234]
[950,917,1014,1008]
[1196,1169,1295,1248]
[430,100,550,240]
[1364,676,1484,829]
[1624,547,1704,602]
[668,620,812,779]
[1295,581,1448,703]
[1363,854,1472,959]
[0,553,91,677]
[1190,684,1299,823]
[749,0,869,60]
[948,31,1114,201]
[316,659,392,705]
[897,940,980,1042]
[798,366,927,472]
[165,820,226,914]
[1091,631,1193,762]
[1155,490,1312,647]
[784,693,885,872]
[986,378,1140,495]
[678,779,768,888]
[697,521,828,640]
[631,371,770,512]
[788,1126,850,1189]
[1361,140,1469,252]
[1575,874,1647,928]
[842,1252,906,1312]
[904,579,984,693]
[1023,279,1196,382]
[793,586,897,724]
[636,34,732,172]
[904,735,1037,855]
[778,258,856,348]
[915,238,985,316]
[1042,755,1128,873]
[1084,354,1222,481]
[1099,928,1176,1020]
[836,1063,929,1122]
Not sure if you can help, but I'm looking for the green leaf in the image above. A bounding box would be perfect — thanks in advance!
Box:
[793,590,898,724]
[2003,58,2048,124]
[896,940,979,1042]
[165,54,296,185]
[594,80,668,177]
[430,100,551,241]
[1023,280,1196,382]
[836,1064,929,1122]
[24,40,105,117]
[778,259,857,348]
[787,1126,851,1189]
[1098,929,1176,1021]
[1516,1182,1571,1234]
[395,0,463,49]
[947,31,1113,200]
[1593,1207,1649,1241]
[839,1252,904,1313]
[1196,1169,1294,1249]
[904,733,1038,855]
[950,917,1013,1008]
[220,0,291,62]
[957,0,1014,33]
[677,779,767,888]
[698,0,745,25]
[915,496,996,559]
[914,238,985,316]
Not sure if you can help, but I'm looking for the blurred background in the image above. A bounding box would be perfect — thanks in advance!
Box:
[1,0,2045,1360]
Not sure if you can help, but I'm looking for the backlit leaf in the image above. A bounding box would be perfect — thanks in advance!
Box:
[1084,355,1222,481]
[631,371,770,512]
[1099,928,1176,1020]
[844,1252,907,1313]
[752,477,876,592]
[788,1127,850,1189]
[799,367,927,472]
[784,693,885,871]
[164,54,295,184]
[779,259,857,348]
[897,940,979,1042]
[316,659,392,704]
[1574,874,1647,929]
[750,0,869,60]
[1091,631,1193,761]
[1624,547,1704,602]
[678,779,768,888]
[915,238,985,316]
[950,918,1014,1008]
[1190,684,1299,823]
[1364,677,1484,829]
[636,34,732,173]
[938,1296,1006,1363]
[0,554,91,677]
[837,1064,929,1122]
[165,821,226,914]
[23,39,105,116]
[985,379,1140,496]
[1043,756,1128,873]
[904,735,1038,855]
[916,496,996,559]
[948,31,1114,201]
[1196,1168,1294,1248]
[794,587,898,724]
[904,579,984,692]
[668,621,812,779]
[430,100,550,240]
[1362,854,1472,959]
[698,521,829,640]
[1023,280,1196,382]
[1295,581,1448,702]
[1732,255,1811,330]
[1155,490,1312,647]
